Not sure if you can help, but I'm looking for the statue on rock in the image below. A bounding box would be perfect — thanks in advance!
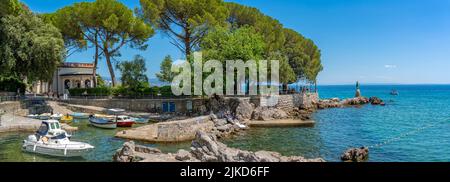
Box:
[355,81,361,97]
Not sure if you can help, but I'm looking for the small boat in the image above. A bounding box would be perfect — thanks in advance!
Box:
[60,114,73,123]
[27,114,39,119]
[22,120,94,157]
[51,113,63,120]
[115,115,134,127]
[390,89,399,96]
[38,113,51,120]
[106,108,125,115]
[70,112,90,119]
[131,117,149,124]
[89,116,117,129]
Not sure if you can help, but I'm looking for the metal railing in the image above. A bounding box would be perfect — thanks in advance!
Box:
[0,96,22,102]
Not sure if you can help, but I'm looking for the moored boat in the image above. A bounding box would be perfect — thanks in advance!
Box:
[131,117,149,124]
[70,112,90,119]
[27,114,39,119]
[38,113,51,120]
[60,114,73,123]
[115,115,134,127]
[390,89,399,96]
[22,120,94,157]
[51,113,63,120]
[89,116,117,129]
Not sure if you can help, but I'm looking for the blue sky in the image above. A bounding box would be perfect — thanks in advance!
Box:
[22,0,450,85]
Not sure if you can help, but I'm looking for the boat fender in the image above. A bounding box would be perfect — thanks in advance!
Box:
[33,144,37,152]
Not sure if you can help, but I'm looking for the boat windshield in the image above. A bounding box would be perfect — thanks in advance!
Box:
[37,123,49,135]
[51,133,66,140]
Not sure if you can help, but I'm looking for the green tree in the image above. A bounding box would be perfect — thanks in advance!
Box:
[0,11,65,82]
[96,75,106,87]
[200,26,265,62]
[303,39,323,90]
[139,0,228,59]
[201,26,266,94]
[156,55,175,83]
[226,2,285,54]
[55,0,154,87]
[282,28,308,80]
[0,0,24,17]
[116,55,149,93]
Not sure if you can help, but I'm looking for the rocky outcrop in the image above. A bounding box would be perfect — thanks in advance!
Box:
[251,107,288,121]
[341,147,369,162]
[113,131,325,162]
[342,97,369,105]
[369,97,384,105]
[317,99,343,109]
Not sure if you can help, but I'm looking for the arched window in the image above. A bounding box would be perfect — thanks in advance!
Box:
[85,80,91,88]
[75,80,81,88]
[64,80,71,89]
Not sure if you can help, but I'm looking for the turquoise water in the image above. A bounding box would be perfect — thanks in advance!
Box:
[0,119,190,162]
[224,85,450,162]
[1,85,450,162]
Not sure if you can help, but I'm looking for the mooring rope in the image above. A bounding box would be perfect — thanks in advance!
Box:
[366,120,449,149]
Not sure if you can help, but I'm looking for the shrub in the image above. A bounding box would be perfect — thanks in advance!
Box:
[68,87,112,96]
[159,85,173,97]
[0,76,26,93]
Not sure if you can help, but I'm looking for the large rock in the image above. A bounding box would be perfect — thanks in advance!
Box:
[206,94,254,121]
[369,97,383,105]
[342,97,369,105]
[112,141,137,162]
[235,100,254,120]
[113,131,324,162]
[341,147,369,162]
[251,107,288,121]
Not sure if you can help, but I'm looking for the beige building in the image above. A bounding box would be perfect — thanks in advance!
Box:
[31,62,95,96]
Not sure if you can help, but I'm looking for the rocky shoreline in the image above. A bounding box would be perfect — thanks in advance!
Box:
[113,131,325,162]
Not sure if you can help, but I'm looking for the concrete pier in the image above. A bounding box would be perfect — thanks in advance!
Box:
[0,113,78,133]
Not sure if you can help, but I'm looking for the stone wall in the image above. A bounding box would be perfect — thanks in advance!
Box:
[248,93,319,111]
[61,98,205,113]
[156,116,214,142]
[115,116,214,142]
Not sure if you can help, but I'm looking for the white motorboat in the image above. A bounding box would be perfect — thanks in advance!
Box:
[51,113,63,120]
[27,114,39,119]
[22,120,94,157]
[38,113,51,120]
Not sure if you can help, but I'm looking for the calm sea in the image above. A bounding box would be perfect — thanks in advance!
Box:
[1,84,449,162]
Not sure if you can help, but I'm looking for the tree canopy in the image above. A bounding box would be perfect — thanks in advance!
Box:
[0,0,25,17]
[200,26,265,62]
[50,0,154,87]
[139,0,229,59]
[116,55,149,93]
[156,55,176,83]
[226,2,285,54]
[0,10,65,82]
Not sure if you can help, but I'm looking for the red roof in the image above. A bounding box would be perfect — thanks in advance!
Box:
[60,62,94,68]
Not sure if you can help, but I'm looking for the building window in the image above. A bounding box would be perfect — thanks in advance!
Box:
[64,80,71,89]
[75,80,81,88]
[85,80,91,88]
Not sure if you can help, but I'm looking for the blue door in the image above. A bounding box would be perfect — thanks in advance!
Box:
[162,102,169,112]
[169,102,176,112]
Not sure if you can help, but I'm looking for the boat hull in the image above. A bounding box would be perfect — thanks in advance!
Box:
[89,118,117,129]
[90,122,117,129]
[117,121,134,127]
[70,113,90,119]
[22,142,93,157]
